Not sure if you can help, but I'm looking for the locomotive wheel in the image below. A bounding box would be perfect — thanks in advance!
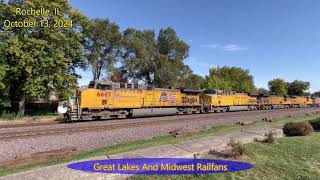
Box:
[117,110,129,119]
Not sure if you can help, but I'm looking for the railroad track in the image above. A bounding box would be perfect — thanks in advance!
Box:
[1,107,319,140]
[1,107,315,129]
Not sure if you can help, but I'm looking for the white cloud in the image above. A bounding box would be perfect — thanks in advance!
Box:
[200,44,220,49]
[222,44,248,52]
[185,57,216,70]
[200,43,248,52]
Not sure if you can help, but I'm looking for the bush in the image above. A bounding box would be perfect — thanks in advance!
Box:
[283,122,314,136]
[208,148,220,156]
[0,110,23,121]
[227,139,246,158]
[309,118,320,131]
[264,130,276,143]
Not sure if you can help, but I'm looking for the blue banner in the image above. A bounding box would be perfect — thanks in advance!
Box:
[67,158,253,174]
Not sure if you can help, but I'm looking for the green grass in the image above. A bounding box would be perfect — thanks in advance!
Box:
[132,133,320,180]
[0,112,61,122]
[0,114,319,177]
[0,108,61,121]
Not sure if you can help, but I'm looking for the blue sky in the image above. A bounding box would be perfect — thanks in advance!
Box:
[71,0,320,92]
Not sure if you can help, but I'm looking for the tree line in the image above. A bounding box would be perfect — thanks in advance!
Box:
[0,0,202,113]
[266,79,314,96]
[84,19,203,89]
[0,0,318,114]
[202,66,316,97]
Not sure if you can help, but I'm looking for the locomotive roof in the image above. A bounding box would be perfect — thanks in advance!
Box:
[87,80,203,92]
[180,89,203,93]
[90,80,113,85]
[204,89,239,95]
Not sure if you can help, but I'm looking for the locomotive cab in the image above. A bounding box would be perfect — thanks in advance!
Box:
[88,80,113,89]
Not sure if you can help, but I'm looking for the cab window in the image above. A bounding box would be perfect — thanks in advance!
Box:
[120,83,126,88]
[97,84,112,90]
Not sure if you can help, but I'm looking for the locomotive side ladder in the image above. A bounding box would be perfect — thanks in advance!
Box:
[70,96,81,121]
[200,98,211,112]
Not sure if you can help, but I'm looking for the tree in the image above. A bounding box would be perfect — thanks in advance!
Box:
[312,91,320,97]
[257,88,269,95]
[109,67,128,83]
[1,0,88,113]
[0,31,10,108]
[174,65,204,89]
[121,27,190,87]
[121,28,157,84]
[204,66,256,93]
[84,19,122,80]
[268,78,287,96]
[0,1,10,108]
[287,80,310,96]
[154,28,190,87]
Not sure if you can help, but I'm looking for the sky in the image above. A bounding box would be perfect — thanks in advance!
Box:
[70,0,320,92]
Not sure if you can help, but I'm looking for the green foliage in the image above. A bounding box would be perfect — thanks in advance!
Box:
[121,28,157,84]
[257,88,269,95]
[84,19,122,80]
[0,32,10,107]
[283,122,314,136]
[0,1,10,107]
[175,65,204,89]
[0,110,23,121]
[309,118,320,131]
[312,91,320,97]
[157,28,189,61]
[268,79,310,96]
[287,80,310,96]
[204,66,256,93]
[1,0,88,112]
[268,78,287,96]
[121,27,194,88]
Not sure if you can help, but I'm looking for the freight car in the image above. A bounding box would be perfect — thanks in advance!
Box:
[65,80,202,121]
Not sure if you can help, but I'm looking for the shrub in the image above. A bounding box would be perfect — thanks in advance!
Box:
[208,149,220,156]
[309,118,320,131]
[264,130,276,143]
[283,122,314,136]
[0,110,23,121]
[227,139,246,158]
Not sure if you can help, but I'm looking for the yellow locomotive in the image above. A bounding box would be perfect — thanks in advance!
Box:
[313,97,320,107]
[64,81,318,121]
[258,95,291,109]
[65,80,201,121]
[290,96,312,107]
[200,90,257,112]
